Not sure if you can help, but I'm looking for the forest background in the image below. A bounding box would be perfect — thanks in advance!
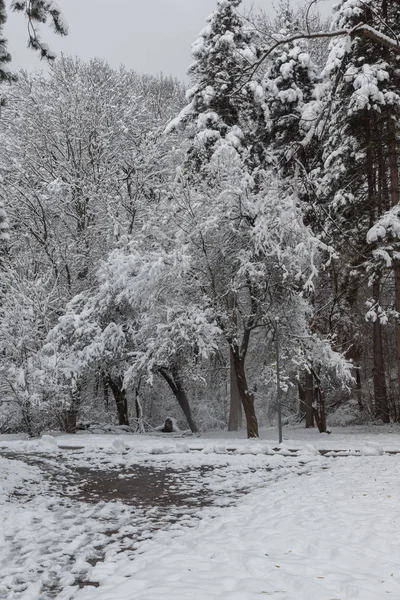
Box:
[1,0,400,439]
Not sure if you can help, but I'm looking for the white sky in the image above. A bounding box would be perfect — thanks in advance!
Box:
[5,0,335,80]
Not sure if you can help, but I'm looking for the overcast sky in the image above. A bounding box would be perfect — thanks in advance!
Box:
[5,0,335,81]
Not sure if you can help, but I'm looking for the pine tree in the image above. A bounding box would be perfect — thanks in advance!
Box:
[0,1,12,83]
[260,14,328,428]
[166,0,266,174]
[262,16,318,166]
[319,0,400,422]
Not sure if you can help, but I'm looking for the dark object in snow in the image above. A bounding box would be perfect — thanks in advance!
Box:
[162,418,173,433]
[157,417,180,433]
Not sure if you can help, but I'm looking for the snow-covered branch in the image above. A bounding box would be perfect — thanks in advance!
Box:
[243,23,400,83]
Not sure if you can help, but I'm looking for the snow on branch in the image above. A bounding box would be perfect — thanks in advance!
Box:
[242,24,400,83]
[11,0,68,63]
[367,205,400,246]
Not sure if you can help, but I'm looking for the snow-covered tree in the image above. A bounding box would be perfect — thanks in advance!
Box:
[44,243,220,432]
[262,15,318,164]
[0,265,61,435]
[0,58,185,430]
[317,0,400,422]
[170,141,348,437]
[166,0,266,173]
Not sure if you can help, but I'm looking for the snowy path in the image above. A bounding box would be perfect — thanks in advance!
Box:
[0,445,324,600]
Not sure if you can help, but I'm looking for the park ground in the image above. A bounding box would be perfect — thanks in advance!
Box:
[1,424,400,599]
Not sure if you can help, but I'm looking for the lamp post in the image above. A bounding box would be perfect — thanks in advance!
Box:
[275,319,283,444]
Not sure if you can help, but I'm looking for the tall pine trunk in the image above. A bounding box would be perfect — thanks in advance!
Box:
[387,116,400,419]
[367,117,389,422]
[372,279,389,422]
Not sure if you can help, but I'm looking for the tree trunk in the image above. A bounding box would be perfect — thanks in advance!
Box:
[228,349,242,431]
[387,116,400,418]
[106,375,129,426]
[64,410,77,433]
[355,368,363,411]
[102,371,109,408]
[159,366,198,433]
[317,386,327,433]
[231,346,259,438]
[63,382,80,433]
[299,382,306,421]
[311,373,327,433]
[372,279,389,422]
[366,115,390,423]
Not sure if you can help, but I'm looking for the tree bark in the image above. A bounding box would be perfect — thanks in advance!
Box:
[372,279,389,422]
[231,345,259,438]
[159,366,198,433]
[106,375,129,426]
[63,382,80,433]
[102,371,109,408]
[355,368,363,411]
[228,349,242,431]
[311,369,327,433]
[317,386,327,433]
[387,116,400,418]
[366,114,389,423]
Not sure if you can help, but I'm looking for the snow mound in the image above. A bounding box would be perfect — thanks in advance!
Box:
[111,438,126,453]
[359,442,384,456]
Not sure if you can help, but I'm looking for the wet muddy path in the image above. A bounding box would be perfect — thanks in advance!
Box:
[1,449,231,508]
[0,447,321,599]
[1,450,228,598]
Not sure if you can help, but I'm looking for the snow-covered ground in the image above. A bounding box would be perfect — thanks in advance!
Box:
[3,423,400,454]
[75,454,400,600]
[1,425,400,599]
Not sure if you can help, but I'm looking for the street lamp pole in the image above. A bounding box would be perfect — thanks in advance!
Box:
[275,319,283,444]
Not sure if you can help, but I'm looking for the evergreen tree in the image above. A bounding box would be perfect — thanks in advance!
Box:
[319,0,400,422]
[0,1,12,83]
[261,25,327,428]
[166,0,266,173]
[262,18,318,166]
